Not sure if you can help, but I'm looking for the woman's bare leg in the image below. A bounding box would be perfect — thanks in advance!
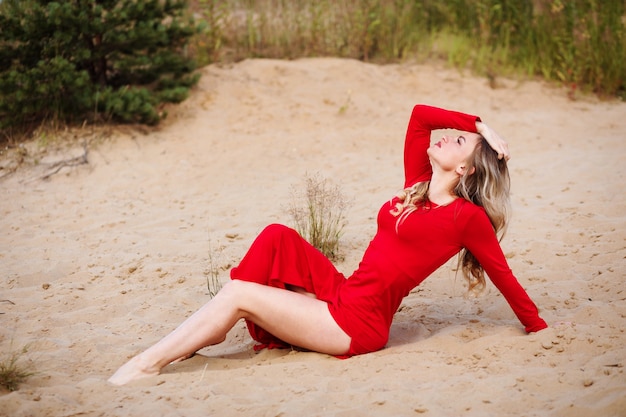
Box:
[107,280,350,385]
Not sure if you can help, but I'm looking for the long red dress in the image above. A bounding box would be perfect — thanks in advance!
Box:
[230,105,548,356]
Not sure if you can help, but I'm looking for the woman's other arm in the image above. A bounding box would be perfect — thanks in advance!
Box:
[461,210,548,333]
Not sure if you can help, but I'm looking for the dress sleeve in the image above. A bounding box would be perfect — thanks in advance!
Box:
[403,105,481,188]
[460,209,548,333]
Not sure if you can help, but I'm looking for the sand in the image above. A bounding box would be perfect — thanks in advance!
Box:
[1,58,625,417]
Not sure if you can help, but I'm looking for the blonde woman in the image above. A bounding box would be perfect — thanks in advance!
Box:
[109,104,547,386]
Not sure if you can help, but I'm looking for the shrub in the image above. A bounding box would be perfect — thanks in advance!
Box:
[0,0,201,135]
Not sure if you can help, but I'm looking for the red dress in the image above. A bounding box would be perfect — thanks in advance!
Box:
[230,105,548,356]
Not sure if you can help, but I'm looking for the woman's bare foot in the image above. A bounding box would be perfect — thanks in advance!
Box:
[107,355,161,386]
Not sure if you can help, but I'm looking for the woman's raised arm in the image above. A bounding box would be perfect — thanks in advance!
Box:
[404,105,481,187]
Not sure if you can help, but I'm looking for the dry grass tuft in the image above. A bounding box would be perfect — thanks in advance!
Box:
[205,239,225,298]
[288,173,348,261]
[0,344,35,392]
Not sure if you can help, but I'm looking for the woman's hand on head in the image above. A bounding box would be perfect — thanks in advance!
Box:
[476,121,510,161]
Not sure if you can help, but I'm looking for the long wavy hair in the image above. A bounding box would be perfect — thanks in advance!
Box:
[391,137,511,294]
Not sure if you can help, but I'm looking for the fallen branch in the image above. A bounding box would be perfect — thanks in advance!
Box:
[39,140,89,180]
[0,299,15,314]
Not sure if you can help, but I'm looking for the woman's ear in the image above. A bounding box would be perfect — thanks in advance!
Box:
[456,165,476,176]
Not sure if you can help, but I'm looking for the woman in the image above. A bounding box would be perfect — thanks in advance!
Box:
[108,104,548,386]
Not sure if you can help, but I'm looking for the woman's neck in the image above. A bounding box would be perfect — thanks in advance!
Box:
[428,171,459,206]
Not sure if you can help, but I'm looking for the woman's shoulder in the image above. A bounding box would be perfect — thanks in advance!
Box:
[454,198,489,218]
[453,199,496,238]
[455,198,478,209]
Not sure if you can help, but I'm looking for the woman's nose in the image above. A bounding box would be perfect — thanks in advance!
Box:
[441,136,449,143]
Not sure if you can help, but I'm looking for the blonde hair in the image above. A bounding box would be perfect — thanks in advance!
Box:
[391,137,511,294]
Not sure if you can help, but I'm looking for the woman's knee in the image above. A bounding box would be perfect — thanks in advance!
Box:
[222,279,265,301]
[221,280,266,321]
[221,279,248,297]
[216,280,251,318]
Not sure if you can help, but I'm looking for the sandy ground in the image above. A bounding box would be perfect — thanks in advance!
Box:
[1,58,625,417]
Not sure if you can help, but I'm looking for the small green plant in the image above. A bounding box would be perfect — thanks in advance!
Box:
[0,344,35,392]
[338,90,353,114]
[288,173,348,261]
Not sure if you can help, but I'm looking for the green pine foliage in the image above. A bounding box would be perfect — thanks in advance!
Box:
[0,0,200,133]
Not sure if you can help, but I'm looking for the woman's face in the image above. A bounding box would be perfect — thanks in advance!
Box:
[427,132,481,174]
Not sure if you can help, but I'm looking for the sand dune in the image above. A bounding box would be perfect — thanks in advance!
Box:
[1,58,625,416]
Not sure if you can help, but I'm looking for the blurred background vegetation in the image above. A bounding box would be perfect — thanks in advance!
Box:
[191,0,624,99]
[0,0,624,141]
